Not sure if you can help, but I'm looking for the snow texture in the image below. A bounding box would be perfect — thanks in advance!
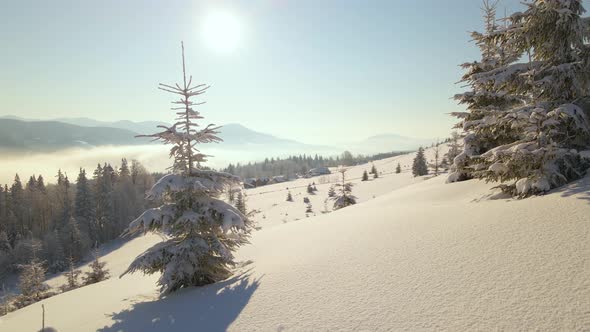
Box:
[1,146,588,331]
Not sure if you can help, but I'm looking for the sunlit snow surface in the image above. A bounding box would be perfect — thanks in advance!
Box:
[1,145,589,331]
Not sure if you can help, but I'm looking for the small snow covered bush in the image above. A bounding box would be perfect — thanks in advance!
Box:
[331,167,357,210]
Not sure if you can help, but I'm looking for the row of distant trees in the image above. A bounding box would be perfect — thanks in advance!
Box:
[0,159,156,278]
[223,151,408,179]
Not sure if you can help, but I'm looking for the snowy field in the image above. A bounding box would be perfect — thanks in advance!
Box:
[1,145,589,331]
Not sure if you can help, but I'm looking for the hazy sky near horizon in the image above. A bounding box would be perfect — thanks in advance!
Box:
[2,0,589,144]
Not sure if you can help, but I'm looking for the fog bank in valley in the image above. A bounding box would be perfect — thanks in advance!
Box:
[0,145,297,184]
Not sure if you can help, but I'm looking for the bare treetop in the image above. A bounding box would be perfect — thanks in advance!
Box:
[138,41,222,173]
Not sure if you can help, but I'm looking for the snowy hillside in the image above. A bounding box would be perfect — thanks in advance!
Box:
[1,146,589,331]
[246,144,448,228]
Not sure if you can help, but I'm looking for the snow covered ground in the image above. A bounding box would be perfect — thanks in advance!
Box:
[1,146,589,331]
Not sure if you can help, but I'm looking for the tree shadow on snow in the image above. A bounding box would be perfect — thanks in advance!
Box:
[554,173,590,204]
[98,271,262,332]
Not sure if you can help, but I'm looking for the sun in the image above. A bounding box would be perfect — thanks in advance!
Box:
[201,10,241,54]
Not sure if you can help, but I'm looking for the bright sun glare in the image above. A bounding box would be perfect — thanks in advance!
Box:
[201,10,241,54]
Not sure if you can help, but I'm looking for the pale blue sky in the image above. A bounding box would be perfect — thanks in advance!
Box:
[1,0,588,144]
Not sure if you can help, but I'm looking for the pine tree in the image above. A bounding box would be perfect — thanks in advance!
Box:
[94,164,116,243]
[18,250,48,302]
[35,175,49,235]
[433,141,441,176]
[331,167,357,210]
[119,158,131,178]
[446,132,462,166]
[121,42,252,294]
[305,203,313,214]
[0,231,10,253]
[0,231,12,277]
[441,157,449,170]
[451,0,590,196]
[448,0,522,183]
[395,163,402,174]
[235,191,247,215]
[10,175,24,236]
[307,184,315,194]
[362,170,369,181]
[328,185,336,197]
[60,255,81,292]
[83,249,109,285]
[373,169,378,179]
[0,284,12,316]
[60,217,86,262]
[75,168,95,244]
[43,230,66,273]
[226,184,236,203]
[0,186,5,235]
[370,164,377,175]
[286,191,293,202]
[412,147,428,177]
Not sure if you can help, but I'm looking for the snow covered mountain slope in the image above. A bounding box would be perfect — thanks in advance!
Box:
[1,148,589,331]
[246,144,448,229]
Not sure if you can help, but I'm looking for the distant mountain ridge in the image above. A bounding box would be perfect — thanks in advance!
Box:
[0,117,334,153]
[0,119,149,151]
[0,115,433,154]
[347,133,434,155]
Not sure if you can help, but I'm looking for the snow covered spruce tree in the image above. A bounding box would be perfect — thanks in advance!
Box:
[450,0,590,196]
[60,255,81,292]
[396,163,402,174]
[16,246,49,307]
[120,42,252,294]
[235,191,247,216]
[328,185,336,197]
[83,249,109,285]
[412,147,428,177]
[362,170,369,181]
[448,0,522,183]
[331,167,356,210]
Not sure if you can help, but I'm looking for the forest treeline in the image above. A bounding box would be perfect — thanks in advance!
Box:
[222,150,411,180]
[0,159,157,278]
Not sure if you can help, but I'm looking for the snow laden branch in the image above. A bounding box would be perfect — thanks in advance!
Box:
[121,42,253,294]
[146,171,241,200]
